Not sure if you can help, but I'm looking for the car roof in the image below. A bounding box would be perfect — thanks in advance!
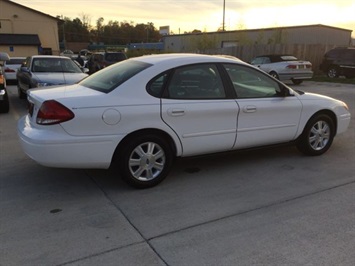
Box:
[131,53,243,66]
[31,55,70,59]
[256,54,294,58]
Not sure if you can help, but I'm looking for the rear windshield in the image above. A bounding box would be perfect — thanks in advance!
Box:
[280,56,298,61]
[105,53,126,62]
[7,58,25,65]
[79,60,151,93]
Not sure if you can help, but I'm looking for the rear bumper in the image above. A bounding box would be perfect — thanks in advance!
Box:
[278,71,313,81]
[17,116,124,169]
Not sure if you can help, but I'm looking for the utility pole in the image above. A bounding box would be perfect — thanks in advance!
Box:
[222,0,225,31]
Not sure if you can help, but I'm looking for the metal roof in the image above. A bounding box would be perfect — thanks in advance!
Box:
[0,34,41,45]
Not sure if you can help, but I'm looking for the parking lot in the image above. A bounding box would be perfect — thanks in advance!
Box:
[1,81,354,265]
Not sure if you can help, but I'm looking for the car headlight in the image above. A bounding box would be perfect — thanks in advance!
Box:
[37,82,53,87]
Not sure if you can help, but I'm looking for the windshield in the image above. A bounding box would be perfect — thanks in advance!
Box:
[79,60,151,93]
[280,56,298,61]
[32,58,83,73]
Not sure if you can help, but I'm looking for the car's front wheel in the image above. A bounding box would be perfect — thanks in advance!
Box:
[18,85,26,99]
[292,79,303,85]
[116,134,174,188]
[297,114,335,156]
[0,91,9,113]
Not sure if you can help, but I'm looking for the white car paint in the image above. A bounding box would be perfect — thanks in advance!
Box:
[3,57,26,81]
[17,54,351,187]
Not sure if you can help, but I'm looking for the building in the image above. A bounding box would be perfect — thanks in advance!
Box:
[0,0,60,56]
[163,24,353,53]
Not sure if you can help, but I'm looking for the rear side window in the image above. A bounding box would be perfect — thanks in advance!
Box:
[165,64,226,99]
[79,60,151,93]
[7,58,25,65]
[105,53,127,62]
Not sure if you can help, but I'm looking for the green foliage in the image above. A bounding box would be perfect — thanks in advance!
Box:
[58,17,162,45]
[193,33,217,52]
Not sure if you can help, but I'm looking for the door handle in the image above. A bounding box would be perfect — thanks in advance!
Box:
[168,108,185,116]
[243,105,257,113]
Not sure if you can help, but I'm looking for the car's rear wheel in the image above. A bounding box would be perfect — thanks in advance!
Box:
[116,134,174,188]
[297,114,335,156]
[327,66,339,78]
[269,71,279,80]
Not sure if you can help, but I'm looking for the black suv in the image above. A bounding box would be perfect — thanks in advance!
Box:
[319,47,355,78]
[86,52,127,74]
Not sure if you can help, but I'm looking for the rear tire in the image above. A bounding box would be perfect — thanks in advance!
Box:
[296,114,335,156]
[269,71,279,80]
[115,134,174,188]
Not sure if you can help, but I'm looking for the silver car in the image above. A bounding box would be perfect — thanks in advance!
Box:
[3,57,26,83]
[17,55,88,99]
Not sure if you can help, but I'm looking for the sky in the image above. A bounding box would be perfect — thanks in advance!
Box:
[10,0,355,37]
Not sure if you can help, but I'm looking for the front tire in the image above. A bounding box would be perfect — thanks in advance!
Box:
[18,85,26,99]
[327,66,339,78]
[292,79,303,85]
[297,114,335,156]
[116,134,174,188]
[0,92,10,113]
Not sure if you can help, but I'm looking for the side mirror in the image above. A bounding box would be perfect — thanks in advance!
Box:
[278,85,292,97]
[82,67,89,73]
[20,66,30,73]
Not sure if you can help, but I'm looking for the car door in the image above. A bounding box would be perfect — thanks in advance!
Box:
[159,63,239,156]
[222,63,303,149]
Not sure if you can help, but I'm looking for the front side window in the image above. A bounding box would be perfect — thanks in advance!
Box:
[80,60,151,93]
[223,64,283,98]
[166,64,225,99]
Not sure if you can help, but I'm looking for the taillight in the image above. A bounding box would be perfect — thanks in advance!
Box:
[286,65,297,69]
[4,68,15,73]
[36,100,74,125]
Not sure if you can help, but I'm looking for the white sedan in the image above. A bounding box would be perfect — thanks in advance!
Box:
[17,54,351,188]
[250,55,313,85]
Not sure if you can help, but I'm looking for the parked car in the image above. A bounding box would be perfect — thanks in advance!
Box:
[17,54,350,188]
[3,57,26,84]
[0,52,10,113]
[60,49,75,59]
[86,52,127,74]
[250,55,313,84]
[17,55,88,99]
[319,47,355,78]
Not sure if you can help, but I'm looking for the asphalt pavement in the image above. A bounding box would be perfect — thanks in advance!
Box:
[1,81,354,265]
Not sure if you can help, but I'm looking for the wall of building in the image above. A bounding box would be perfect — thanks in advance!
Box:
[0,0,60,56]
[163,25,352,53]
[0,45,37,56]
